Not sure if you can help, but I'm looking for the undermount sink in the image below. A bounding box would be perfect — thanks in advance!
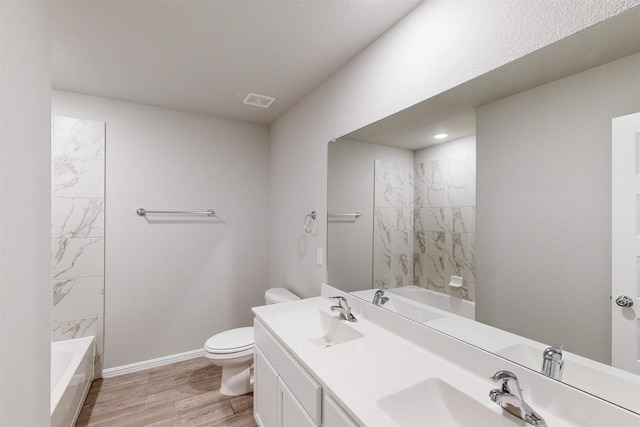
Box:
[278,309,364,348]
[377,378,520,427]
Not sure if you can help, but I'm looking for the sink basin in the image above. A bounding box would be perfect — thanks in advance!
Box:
[351,289,444,323]
[279,309,364,348]
[496,343,640,412]
[377,378,520,426]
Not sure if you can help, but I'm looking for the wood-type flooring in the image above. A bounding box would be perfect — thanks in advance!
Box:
[76,357,258,427]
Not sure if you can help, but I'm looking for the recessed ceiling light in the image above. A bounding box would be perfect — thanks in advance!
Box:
[433,133,448,140]
[243,92,276,108]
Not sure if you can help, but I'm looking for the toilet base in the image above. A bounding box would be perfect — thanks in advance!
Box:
[220,363,253,396]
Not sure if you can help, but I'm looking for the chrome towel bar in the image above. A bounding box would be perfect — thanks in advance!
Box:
[328,212,362,219]
[136,208,215,217]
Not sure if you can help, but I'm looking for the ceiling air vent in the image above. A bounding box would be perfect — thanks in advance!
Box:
[243,92,276,108]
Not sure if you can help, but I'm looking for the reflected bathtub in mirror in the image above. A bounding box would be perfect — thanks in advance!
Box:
[326,6,640,414]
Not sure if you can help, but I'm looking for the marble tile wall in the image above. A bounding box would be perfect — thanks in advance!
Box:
[373,159,415,288]
[414,142,476,300]
[51,116,105,376]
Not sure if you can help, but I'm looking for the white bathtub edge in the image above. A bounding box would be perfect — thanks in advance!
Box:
[102,348,205,378]
[51,336,95,427]
[51,336,95,416]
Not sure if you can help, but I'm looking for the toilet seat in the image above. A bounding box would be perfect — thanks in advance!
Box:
[205,327,254,355]
[203,288,299,396]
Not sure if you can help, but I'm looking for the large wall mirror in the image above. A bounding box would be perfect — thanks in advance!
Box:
[327,7,640,414]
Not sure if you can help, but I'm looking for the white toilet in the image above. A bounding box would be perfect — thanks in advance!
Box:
[204,287,299,396]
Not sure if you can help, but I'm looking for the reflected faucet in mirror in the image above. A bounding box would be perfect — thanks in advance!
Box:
[541,345,564,381]
[327,5,640,415]
[372,286,389,307]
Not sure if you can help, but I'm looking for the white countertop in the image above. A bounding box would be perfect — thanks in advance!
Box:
[252,289,639,426]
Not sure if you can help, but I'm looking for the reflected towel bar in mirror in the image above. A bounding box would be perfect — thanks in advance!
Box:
[328,212,362,219]
[136,208,215,217]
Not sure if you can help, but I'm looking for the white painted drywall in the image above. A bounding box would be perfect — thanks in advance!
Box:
[0,1,52,424]
[476,52,640,364]
[270,0,640,298]
[52,91,270,368]
[327,139,413,292]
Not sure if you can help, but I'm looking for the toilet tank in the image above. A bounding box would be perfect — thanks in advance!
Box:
[265,288,300,305]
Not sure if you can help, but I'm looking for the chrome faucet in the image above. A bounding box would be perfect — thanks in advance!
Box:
[541,345,564,380]
[372,289,389,306]
[329,296,357,322]
[490,370,546,427]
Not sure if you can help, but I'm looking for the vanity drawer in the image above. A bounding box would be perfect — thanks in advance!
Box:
[254,319,322,425]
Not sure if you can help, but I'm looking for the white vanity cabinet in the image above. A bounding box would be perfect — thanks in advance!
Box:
[254,346,279,427]
[253,319,358,427]
[322,394,359,427]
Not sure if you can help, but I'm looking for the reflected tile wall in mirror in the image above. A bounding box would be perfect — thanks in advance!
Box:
[413,136,476,300]
[373,160,414,288]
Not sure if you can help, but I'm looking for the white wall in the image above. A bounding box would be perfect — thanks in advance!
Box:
[270,0,640,298]
[327,139,412,292]
[53,91,270,368]
[0,1,52,425]
[476,52,640,364]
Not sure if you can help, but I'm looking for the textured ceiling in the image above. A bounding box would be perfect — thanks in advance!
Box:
[52,0,422,125]
[345,5,640,150]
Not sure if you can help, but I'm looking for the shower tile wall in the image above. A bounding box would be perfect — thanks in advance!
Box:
[414,141,476,300]
[373,159,414,288]
[51,116,105,376]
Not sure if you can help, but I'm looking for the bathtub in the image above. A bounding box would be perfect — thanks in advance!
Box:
[387,285,475,320]
[51,336,95,427]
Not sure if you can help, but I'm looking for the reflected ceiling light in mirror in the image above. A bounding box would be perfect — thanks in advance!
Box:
[433,133,448,140]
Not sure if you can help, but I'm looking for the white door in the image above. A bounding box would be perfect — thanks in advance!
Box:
[612,111,640,374]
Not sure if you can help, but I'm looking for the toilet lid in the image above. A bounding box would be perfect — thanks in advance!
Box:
[265,288,300,304]
[205,327,254,354]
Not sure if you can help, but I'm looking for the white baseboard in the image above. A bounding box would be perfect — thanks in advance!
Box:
[101,348,205,378]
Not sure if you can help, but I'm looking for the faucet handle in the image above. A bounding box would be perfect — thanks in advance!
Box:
[490,370,518,383]
[491,370,523,397]
[329,296,347,307]
[543,345,564,359]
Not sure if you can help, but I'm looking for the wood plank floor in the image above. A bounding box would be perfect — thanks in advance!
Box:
[76,357,258,427]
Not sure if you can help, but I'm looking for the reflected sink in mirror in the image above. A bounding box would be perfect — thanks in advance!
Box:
[387,286,475,320]
[377,378,520,427]
[326,6,640,416]
[496,343,640,412]
[278,309,364,348]
[381,297,443,323]
[352,289,443,323]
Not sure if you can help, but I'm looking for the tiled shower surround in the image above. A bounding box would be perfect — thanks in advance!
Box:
[373,137,476,300]
[51,116,105,376]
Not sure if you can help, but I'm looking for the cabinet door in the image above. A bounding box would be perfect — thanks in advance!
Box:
[255,320,322,424]
[254,348,279,427]
[279,377,317,427]
[323,394,359,427]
